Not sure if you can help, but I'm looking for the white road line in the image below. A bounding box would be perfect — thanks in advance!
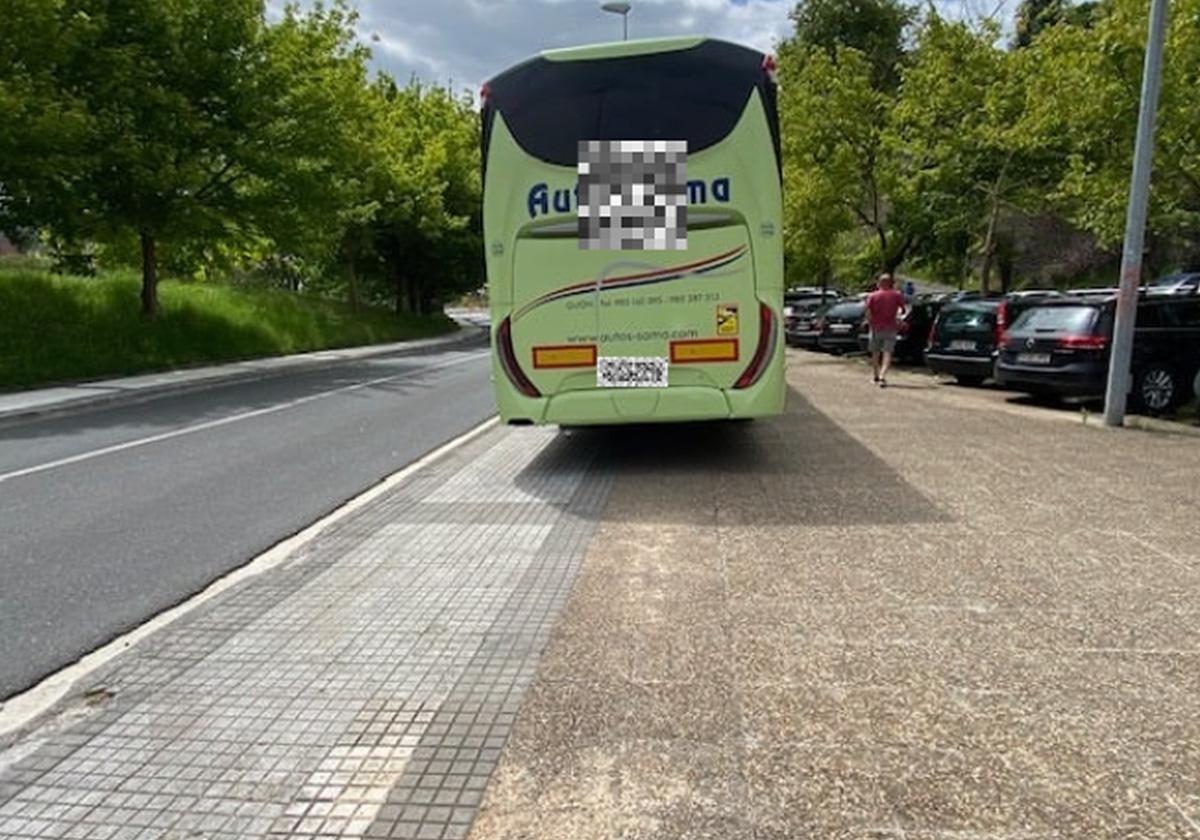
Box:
[0,351,490,485]
[0,415,501,739]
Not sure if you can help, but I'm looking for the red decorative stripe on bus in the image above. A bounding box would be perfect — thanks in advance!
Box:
[513,245,748,322]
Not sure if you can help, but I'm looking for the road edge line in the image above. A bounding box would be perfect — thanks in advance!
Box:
[0,325,487,428]
[0,415,501,741]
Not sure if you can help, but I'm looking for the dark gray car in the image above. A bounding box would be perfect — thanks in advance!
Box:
[925,300,1002,385]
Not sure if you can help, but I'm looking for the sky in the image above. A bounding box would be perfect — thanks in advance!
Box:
[328,0,801,96]
[273,0,1013,99]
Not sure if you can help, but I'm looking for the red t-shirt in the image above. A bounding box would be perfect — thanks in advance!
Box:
[866,288,906,331]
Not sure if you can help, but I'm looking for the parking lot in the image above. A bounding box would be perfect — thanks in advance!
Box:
[2,348,1198,839]
[806,341,1200,433]
[786,285,1200,423]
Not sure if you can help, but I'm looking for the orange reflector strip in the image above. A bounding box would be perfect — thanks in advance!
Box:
[532,344,597,369]
[670,338,739,363]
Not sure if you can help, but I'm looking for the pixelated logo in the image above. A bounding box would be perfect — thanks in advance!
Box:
[717,303,739,336]
[577,140,687,251]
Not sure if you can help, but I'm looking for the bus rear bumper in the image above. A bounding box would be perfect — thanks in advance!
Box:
[494,348,786,426]
[498,373,785,426]
[543,386,734,425]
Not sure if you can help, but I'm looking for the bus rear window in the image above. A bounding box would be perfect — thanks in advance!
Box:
[483,39,779,173]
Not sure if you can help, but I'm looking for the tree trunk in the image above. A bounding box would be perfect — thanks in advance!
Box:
[882,234,912,274]
[396,272,417,315]
[140,231,159,318]
[406,276,421,316]
[347,260,359,313]
[999,256,1014,294]
[979,194,1001,297]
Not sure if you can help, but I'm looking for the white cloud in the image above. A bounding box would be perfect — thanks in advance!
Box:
[346,0,795,95]
[273,0,1018,97]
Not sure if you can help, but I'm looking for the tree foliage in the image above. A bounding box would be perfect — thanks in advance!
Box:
[784,0,915,90]
[0,0,482,317]
[779,0,1200,288]
[1014,0,1099,47]
[1020,0,1200,269]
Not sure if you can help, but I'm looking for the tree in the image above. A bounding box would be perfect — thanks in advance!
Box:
[784,0,915,90]
[366,81,482,315]
[894,16,1056,292]
[0,0,377,317]
[779,46,925,276]
[0,0,92,257]
[1020,0,1200,272]
[1014,0,1100,47]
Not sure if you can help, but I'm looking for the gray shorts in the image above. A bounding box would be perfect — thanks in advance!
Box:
[868,328,897,354]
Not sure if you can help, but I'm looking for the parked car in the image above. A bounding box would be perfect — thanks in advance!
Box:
[856,294,945,363]
[1005,289,1063,300]
[994,294,1200,414]
[785,298,832,348]
[995,290,1063,348]
[925,299,1004,385]
[1148,272,1200,295]
[786,286,843,302]
[815,299,866,354]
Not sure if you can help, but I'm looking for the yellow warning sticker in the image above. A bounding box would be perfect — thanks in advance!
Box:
[717,303,739,336]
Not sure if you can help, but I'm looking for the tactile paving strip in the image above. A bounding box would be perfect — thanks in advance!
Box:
[0,427,611,840]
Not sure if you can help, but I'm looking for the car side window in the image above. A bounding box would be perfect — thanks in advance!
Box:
[1167,300,1200,328]
[1136,303,1163,329]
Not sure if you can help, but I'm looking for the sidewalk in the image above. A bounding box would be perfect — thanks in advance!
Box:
[470,351,1200,839]
[1,424,610,840]
[0,320,485,424]
[2,349,1198,839]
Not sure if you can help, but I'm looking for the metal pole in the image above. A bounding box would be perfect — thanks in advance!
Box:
[623,15,628,41]
[1104,0,1170,426]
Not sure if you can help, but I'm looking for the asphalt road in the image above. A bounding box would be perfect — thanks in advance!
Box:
[0,338,494,700]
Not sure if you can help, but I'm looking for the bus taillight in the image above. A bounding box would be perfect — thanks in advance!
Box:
[733,302,777,389]
[497,317,541,398]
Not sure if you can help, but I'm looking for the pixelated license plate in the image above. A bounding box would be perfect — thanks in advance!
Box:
[596,357,669,388]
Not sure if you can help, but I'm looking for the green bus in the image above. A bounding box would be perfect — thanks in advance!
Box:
[481,36,785,425]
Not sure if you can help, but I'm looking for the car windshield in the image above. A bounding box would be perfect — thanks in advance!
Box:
[1152,273,1194,286]
[1010,305,1098,334]
[825,302,864,318]
[940,307,995,332]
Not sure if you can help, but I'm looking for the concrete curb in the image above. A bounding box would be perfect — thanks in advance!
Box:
[0,322,488,426]
[1123,413,1200,438]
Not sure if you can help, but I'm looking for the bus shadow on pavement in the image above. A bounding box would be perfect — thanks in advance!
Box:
[512,387,950,527]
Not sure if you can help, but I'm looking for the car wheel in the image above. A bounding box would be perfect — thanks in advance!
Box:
[955,375,986,387]
[1131,365,1180,415]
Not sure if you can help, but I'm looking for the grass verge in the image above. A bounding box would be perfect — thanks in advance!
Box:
[0,267,457,392]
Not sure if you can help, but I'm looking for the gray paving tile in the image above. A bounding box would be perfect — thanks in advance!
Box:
[1,426,612,839]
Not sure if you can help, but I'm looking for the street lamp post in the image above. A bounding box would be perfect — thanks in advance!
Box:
[601,2,631,41]
[1104,0,1171,426]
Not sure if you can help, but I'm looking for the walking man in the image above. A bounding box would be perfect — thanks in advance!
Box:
[865,272,907,388]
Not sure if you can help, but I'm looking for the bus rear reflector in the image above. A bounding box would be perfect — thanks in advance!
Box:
[497,317,541,397]
[733,302,777,389]
[532,344,597,369]
[670,338,739,363]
